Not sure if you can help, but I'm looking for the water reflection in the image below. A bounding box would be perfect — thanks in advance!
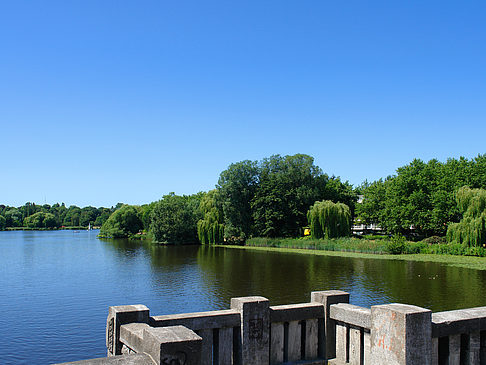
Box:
[105,241,486,312]
[2,231,486,364]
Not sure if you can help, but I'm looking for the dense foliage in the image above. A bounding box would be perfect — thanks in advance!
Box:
[197,190,224,244]
[5,153,485,256]
[217,160,259,240]
[24,212,57,228]
[307,200,351,239]
[218,154,356,241]
[447,187,486,247]
[0,202,119,229]
[356,155,486,237]
[150,193,203,244]
[99,205,144,238]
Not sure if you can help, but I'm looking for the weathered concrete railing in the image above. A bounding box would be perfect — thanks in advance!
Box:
[150,307,240,364]
[432,306,486,364]
[57,291,486,365]
[328,303,371,365]
[97,292,346,365]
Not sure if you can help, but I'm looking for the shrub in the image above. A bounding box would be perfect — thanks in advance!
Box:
[386,235,406,254]
[422,236,446,245]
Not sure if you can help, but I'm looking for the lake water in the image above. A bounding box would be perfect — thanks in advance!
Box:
[1,230,486,364]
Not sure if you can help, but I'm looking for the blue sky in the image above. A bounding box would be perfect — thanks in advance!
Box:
[1,1,485,207]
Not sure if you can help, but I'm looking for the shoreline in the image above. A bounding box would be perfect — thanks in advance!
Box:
[3,227,99,231]
[215,244,486,271]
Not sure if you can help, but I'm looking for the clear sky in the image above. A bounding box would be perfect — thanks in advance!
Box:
[1,1,485,208]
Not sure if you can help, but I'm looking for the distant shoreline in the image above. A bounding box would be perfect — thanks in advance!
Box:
[3,227,100,231]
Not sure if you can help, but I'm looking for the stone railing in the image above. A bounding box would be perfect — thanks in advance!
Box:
[432,306,486,364]
[104,293,339,365]
[57,290,486,365]
[328,303,371,365]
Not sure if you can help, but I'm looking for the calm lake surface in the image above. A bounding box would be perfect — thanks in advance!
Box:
[1,230,486,364]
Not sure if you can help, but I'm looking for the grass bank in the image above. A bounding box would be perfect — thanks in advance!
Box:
[246,236,486,257]
[215,237,486,271]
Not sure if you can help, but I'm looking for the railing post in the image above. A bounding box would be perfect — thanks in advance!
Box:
[142,325,202,365]
[106,305,150,356]
[231,296,270,365]
[370,303,432,365]
[311,290,350,360]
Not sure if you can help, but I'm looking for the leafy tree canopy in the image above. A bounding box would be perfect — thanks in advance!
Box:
[197,189,224,244]
[23,212,57,228]
[447,186,486,247]
[356,155,486,236]
[99,205,143,238]
[150,193,203,244]
[307,200,351,239]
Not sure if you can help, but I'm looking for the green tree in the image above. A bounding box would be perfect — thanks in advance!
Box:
[218,160,259,240]
[447,187,486,247]
[0,215,6,230]
[4,208,23,227]
[307,200,351,239]
[150,193,203,244]
[140,202,156,231]
[63,206,81,226]
[355,179,387,226]
[94,208,112,226]
[357,155,486,237]
[23,212,57,228]
[79,206,99,226]
[43,213,57,228]
[251,154,329,237]
[19,202,39,222]
[197,189,224,244]
[99,205,143,238]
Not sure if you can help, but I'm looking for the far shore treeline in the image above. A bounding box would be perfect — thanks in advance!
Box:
[1,153,485,252]
[0,202,122,230]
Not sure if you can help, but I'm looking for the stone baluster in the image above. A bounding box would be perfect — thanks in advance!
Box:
[311,290,350,360]
[106,305,150,356]
[370,303,432,365]
[231,296,270,365]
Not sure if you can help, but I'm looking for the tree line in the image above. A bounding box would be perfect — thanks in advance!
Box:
[99,154,356,243]
[356,155,486,238]
[99,153,486,246]
[4,153,485,248]
[0,202,123,229]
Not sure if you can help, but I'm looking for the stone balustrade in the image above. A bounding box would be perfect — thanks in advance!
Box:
[432,306,486,364]
[328,303,371,365]
[56,291,486,365]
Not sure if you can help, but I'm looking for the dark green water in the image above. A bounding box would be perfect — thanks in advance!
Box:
[1,230,486,364]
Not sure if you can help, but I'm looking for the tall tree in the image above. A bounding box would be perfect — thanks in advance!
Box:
[447,187,486,247]
[217,160,259,241]
[307,200,351,239]
[197,189,224,244]
[150,193,203,244]
[251,154,328,237]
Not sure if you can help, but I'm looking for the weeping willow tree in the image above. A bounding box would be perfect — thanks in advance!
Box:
[197,189,225,244]
[307,200,351,239]
[447,186,486,247]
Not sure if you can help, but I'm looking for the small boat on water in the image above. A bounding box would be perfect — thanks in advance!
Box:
[87,223,91,231]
